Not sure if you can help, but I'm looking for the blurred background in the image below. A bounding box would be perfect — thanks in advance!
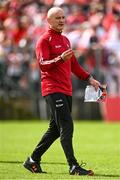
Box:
[0,0,120,121]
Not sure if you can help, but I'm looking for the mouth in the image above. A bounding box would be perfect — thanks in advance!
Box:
[59,24,64,27]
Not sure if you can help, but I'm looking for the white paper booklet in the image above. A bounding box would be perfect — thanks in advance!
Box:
[84,85,106,102]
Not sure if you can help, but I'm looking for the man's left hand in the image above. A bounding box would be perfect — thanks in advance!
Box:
[89,77,101,91]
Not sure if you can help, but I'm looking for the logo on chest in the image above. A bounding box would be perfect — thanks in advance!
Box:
[55,45,62,48]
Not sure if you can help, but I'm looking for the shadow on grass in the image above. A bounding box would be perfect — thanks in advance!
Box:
[42,172,120,178]
[0,160,66,165]
[94,174,120,178]
[0,161,120,178]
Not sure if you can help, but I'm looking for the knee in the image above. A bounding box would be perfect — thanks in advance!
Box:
[60,123,73,142]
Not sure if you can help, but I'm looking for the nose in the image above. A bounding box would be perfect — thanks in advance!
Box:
[60,18,65,22]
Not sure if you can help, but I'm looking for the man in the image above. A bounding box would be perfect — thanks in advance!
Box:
[23,7,100,176]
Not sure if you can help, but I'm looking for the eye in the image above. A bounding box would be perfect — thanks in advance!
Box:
[56,17,61,20]
[55,16,65,20]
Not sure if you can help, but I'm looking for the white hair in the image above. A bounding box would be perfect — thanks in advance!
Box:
[47,7,64,19]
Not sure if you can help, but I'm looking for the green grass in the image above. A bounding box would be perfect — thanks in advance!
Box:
[0,120,120,179]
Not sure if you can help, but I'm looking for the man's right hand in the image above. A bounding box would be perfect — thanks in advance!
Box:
[61,49,73,61]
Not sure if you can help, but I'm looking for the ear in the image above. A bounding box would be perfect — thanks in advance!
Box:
[47,17,51,24]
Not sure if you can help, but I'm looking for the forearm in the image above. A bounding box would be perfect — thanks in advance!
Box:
[36,39,64,72]
[39,56,64,72]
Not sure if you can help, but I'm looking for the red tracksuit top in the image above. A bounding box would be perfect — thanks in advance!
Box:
[36,28,90,97]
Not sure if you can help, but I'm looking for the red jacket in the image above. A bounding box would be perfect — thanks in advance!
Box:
[36,29,90,96]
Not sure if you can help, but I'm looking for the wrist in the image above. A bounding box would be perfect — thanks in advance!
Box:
[86,75,94,83]
[60,55,65,61]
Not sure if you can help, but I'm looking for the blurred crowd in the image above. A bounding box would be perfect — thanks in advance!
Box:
[0,0,120,98]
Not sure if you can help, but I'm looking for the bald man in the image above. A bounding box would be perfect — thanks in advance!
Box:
[23,7,100,176]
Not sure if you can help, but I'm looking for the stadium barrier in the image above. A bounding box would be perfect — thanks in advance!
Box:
[103,96,120,122]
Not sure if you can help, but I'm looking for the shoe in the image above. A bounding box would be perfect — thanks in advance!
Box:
[23,157,45,173]
[69,165,94,176]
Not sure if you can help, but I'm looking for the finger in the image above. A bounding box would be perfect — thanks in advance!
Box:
[65,49,73,53]
[65,50,73,56]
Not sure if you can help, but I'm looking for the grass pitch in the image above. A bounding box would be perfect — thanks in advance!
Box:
[0,120,120,179]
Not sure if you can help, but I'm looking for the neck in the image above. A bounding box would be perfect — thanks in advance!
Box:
[50,27,62,33]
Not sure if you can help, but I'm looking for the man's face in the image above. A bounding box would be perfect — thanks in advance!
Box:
[48,10,65,32]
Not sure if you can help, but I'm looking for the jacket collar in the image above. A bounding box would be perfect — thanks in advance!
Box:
[48,28,62,35]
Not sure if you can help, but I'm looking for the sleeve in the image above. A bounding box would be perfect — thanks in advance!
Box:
[36,39,64,72]
[71,55,90,80]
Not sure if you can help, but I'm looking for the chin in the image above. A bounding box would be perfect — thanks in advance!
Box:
[58,28,63,32]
